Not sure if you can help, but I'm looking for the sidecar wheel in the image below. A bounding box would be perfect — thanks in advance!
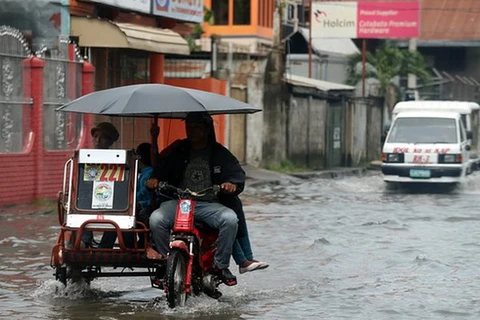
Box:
[166,249,188,308]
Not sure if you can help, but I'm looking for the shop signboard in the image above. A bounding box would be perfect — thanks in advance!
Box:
[152,0,203,24]
[81,0,151,14]
[311,1,419,38]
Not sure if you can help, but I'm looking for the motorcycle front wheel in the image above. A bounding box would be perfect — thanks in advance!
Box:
[166,249,188,308]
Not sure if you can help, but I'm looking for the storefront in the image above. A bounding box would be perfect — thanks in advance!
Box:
[69,0,198,149]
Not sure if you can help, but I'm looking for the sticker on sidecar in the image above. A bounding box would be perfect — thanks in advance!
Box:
[92,181,114,209]
[84,164,125,182]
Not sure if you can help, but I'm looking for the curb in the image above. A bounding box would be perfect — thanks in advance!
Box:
[244,162,382,188]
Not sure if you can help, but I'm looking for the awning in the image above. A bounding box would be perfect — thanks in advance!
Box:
[71,16,190,55]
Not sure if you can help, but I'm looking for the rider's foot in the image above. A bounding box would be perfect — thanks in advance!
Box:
[212,266,237,286]
[151,265,166,289]
[205,289,222,299]
[146,247,164,260]
[152,277,164,289]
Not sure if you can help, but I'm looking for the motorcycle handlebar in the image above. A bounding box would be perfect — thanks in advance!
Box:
[157,182,220,199]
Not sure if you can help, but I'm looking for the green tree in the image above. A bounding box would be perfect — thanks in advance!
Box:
[185,6,214,52]
[346,41,431,108]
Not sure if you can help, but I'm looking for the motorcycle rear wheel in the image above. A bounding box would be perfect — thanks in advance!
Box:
[166,249,188,308]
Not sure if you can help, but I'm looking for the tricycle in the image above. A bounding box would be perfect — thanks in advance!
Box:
[50,83,260,307]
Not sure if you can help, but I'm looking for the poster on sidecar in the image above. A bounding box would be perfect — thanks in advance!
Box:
[50,148,225,308]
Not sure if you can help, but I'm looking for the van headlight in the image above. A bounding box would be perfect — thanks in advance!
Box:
[382,153,404,163]
[439,154,462,163]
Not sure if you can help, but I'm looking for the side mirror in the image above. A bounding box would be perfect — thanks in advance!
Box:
[466,145,471,151]
[467,131,473,140]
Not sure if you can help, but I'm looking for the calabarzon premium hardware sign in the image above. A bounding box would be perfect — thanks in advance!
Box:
[311,1,419,38]
[153,0,203,24]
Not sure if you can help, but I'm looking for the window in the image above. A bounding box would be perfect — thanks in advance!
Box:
[234,0,250,25]
[213,0,229,25]
[388,118,458,144]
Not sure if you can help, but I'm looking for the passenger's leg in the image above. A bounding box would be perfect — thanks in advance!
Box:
[237,233,254,261]
[232,239,247,265]
[149,200,177,256]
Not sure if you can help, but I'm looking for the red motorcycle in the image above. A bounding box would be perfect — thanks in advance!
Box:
[158,183,229,308]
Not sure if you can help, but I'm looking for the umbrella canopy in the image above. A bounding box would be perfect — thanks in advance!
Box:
[56,83,261,118]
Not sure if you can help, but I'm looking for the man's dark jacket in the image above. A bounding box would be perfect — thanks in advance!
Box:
[151,139,248,238]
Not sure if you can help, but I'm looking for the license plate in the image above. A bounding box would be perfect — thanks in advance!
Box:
[409,169,431,178]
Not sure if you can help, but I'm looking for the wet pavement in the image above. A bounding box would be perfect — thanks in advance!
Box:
[2,168,480,319]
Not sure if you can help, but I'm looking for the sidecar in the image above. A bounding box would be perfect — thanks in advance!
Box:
[50,148,165,286]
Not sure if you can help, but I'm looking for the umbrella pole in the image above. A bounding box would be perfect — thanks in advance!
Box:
[151,115,159,163]
[150,115,159,209]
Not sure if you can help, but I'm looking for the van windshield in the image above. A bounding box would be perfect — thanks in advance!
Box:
[387,117,458,144]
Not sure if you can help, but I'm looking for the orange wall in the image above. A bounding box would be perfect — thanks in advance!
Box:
[159,78,227,151]
[202,0,273,39]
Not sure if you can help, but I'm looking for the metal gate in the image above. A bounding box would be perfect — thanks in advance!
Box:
[39,38,84,150]
[0,26,32,153]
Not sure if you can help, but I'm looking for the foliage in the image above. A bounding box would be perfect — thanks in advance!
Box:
[185,6,214,52]
[346,41,432,95]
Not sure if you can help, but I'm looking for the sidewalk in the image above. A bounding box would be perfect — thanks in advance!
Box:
[243,161,381,187]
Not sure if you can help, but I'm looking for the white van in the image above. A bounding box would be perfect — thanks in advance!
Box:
[382,111,472,184]
[392,100,480,168]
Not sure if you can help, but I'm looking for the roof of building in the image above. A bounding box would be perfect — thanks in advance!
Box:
[298,28,360,56]
[284,74,355,92]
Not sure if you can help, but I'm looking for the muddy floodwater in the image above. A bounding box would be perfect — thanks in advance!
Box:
[2,171,480,319]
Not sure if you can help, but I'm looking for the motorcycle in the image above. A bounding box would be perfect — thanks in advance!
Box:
[157,183,231,308]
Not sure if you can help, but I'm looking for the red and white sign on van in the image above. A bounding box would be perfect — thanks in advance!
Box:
[311,1,419,39]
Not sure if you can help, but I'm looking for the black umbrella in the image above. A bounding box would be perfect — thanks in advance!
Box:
[56,83,261,118]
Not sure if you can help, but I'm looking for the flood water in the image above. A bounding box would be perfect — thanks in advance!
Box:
[2,171,480,319]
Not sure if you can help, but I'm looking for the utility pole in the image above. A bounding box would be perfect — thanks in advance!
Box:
[263,0,287,166]
[308,0,312,78]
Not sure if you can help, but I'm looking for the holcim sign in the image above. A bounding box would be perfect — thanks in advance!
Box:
[311,1,419,38]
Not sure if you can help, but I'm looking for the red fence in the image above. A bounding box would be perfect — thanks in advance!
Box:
[0,58,94,207]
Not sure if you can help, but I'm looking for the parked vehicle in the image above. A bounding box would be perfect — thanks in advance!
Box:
[392,100,480,169]
[382,111,472,184]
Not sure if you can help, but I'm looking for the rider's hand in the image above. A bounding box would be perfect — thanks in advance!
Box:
[220,182,237,194]
[146,178,159,190]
